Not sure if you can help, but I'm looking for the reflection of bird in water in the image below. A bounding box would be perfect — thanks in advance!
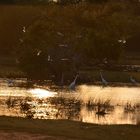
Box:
[69,74,79,90]
[130,76,137,85]
[100,72,108,86]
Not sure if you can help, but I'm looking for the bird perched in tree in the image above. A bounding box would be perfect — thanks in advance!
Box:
[22,26,26,33]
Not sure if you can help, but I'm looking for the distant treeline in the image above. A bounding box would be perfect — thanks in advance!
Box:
[14,1,140,80]
[0,0,140,4]
[0,1,140,80]
[0,1,140,56]
[0,0,46,4]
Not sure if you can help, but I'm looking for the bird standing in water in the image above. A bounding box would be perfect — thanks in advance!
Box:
[100,72,108,86]
[130,76,137,85]
[69,74,79,90]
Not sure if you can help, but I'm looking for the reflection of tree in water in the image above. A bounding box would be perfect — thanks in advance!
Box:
[5,96,82,120]
[49,97,81,120]
[3,96,140,124]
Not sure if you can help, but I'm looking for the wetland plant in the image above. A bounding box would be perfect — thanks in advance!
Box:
[86,99,114,112]
[20,101,35,119]
[124,102,137,113]
[6,97,17,108]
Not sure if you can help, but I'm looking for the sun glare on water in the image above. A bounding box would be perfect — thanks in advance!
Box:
[28,88,57,98]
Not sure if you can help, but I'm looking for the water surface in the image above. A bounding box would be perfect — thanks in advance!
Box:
[0,79,140,125]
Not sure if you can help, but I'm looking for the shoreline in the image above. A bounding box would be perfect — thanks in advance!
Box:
[0,116,140,140]
[0,77,140,89]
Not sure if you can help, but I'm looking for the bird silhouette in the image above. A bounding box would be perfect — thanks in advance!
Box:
[7,79,14,87]
[69,74,79,90]
[130,76,137,85]
[100,72,108,86]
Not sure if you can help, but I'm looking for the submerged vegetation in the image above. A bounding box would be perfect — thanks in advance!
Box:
[4,95,140,121]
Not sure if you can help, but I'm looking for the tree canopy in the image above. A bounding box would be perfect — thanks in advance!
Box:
[16,2,140,80]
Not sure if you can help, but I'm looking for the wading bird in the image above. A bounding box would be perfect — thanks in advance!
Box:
[130,76,137,85]
[69,74,79,90]
[100,72,108,86]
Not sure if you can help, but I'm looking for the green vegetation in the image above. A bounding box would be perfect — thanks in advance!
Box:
[0,116,140,140]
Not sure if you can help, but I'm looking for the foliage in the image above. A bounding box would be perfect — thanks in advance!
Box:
[17,2,140,79]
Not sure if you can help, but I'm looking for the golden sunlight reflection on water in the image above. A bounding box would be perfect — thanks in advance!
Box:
[28,88,57,98]
[77,85,140,105]
[0,81,140,125]
[80,106,139,125]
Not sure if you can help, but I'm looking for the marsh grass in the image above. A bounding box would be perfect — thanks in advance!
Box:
[85,98,114,116]
[124,102,140,113]
[5,97,35,118]
[5,97,17,108]
[3,95,140,122]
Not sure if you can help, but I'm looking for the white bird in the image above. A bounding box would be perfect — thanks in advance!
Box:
[122,40,126,44]
[130,76,137,84]
[48,55,51,61]
[100,72,108,86]
[118,39,126,44]
[22,26,26,33]
[57,32,64,37]
[37,50,42,56]
[69,74,79,90]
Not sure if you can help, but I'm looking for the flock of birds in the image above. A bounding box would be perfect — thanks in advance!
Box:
[68,72,138,91]
[6,72,138,90]
[19,26,137,89]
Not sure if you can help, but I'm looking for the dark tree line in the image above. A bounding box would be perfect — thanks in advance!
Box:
[1,0,139,4]
[15,2,140,80]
